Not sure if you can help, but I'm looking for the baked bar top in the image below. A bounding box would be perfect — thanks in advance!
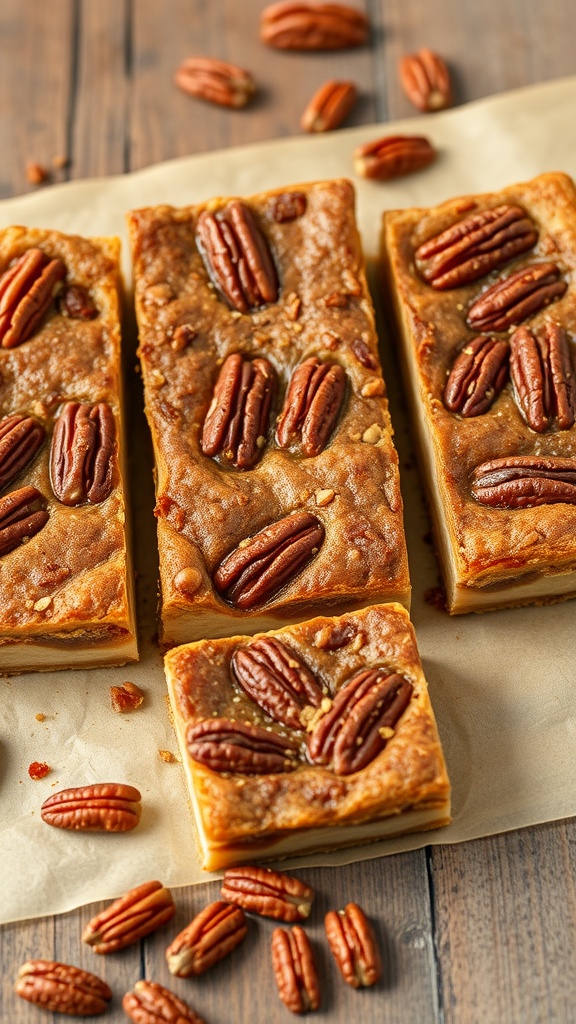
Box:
[128,179,410,642]
[165,603,451,870]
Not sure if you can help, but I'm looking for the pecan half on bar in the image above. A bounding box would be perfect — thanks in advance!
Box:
[50,401,116,506]
[300,79,357,132]
[271,925,321,1013]
[175,56,256,108]
[466,262,567,333]
[0,248,65,348]
[471,455,576,508]
[201,352,275,469]
[123,981,206,1024]
[221,866,314,922]
[232,635,324,729]
[16,959,112,1016]
[166,901,248,977]
[0,485,48,557]
[509,322,576,432]
[0,414,46,490]
[40,782,142,832]
[186,717,300,774]
[399,47,453,112]
[354,134,436,181]
[276,357,346,457]
[196,201,279,313]
[443,336,509,416]
[325,902,381,987]
[260,1,369,50]
[82,880,176,953]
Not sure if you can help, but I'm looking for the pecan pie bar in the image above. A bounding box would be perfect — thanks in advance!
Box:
[128,179,410,644]
[164,603,451,870]
[0,226,137,670]
[381,172,576,613]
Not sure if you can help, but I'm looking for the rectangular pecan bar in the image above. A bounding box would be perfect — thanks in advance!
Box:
[164,603,450,870]
[128,179,410,644]
[381,172,576,613]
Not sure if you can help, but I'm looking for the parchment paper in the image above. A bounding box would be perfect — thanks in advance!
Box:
[2,77,576,925]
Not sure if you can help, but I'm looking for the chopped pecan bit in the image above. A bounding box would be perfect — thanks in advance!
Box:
[510,323,576,432]
[166,901,248,977]
[351,337,377,370]
[0,414,46,490]
[50,401,116,506]
[201,352,275,469]
[261,1,369,50]
[443,336,510,416]
[123,980,206,1024]
[28,761,50,780]
[354,134,436,181]
[0,248,66,348]
[196,201,279,313]
[467,262,566,333]
[171,323,197,350]
[308,667,413,774]
[82,880,176,953]
[16,959,112,1016]
[25,161,49,185]
[232,636,323,729]
[471,455,576,508]
[186,717,299,774]
[175,56,256,108]
[40,782,142,832]
[416,205,538,289]
[271,925,321,1013]
[399,47,452,112]
[110,681,144,713]
[276,357,346,456]
[271,191,307,223]
[0,485,48,557]
[213,511,325,609]
[301,79,357,132]
[314,620,358,650]
[221,866,314,921]
[325,902,381,987]
[58,283,98,320]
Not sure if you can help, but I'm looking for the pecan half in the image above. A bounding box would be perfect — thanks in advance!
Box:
[232,635,323,729]
[308,668,413,774]
[196,201,278,313]
[260,1,369,50]
[0,484,48,556]
[300,79,357,132]
[416,205,538,290]
[50,401,116,505]
[214,511,325,608]
[186,717,299,774]
[82,880,176,953]
[0,414,46,490]
[354,134,436,180]
[0,248,66,348]
[443,336,510,416]
[166,901,248,977]
[325,902,381,987]
[175,56,256,108]
[471,455,576,508]
[201,352,275,469]
[123,981,205,1024]
[40,782,142,832]
[58,283,98,320]
[467,262,567,333]
[510,322,576,432]
[15,959,112,1016]
[221,866,314,922]
[271,925,321,1013]
[399,47,452,112]
[276,357,346,457]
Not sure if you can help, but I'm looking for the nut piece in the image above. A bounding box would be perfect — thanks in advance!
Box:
[166,900,248,977]
[467,262,567,333]
[110,680,144,713]
[15,959,112,1016]
[58,283,98,320]
[26,161,49,185]
[196,200,278,313]
[271,925,321,1013]
[399,47,452,112]
[186,717,300,774]
[276,357,347,457]
[0,248,66,348]
[271,191,307,223]
[40,782,142,832]
[221,866,314,921]
[443,336,510,416]
[471,455,576,508]
[416,205,538,290]
[123,980,206,1024]
[300,79,357,132]
[325,902,381,987]
[50,401,116,506]
[354,134,436,181]
[175,56,256,108]
[82,880,176,953]
[0,485,49,557]
[509,322,576,432]
[232,635,324,729]
[261,1,369,50]
[201,352,275,469]
[0,413,46,490]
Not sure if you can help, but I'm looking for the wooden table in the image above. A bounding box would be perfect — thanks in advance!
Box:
[2,2,576,1021]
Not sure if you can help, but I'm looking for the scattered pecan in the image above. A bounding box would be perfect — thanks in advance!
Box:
[196,201,279,313]
[0,248,66,348]
[110,680,144,713]
[416,205,538,289]
[399,47,452,112]
[82,880,175,953]
[186,717,300,774]
[28,761,51,780]
[201,352,275,469]
[467,262,567,333]
[15,959,112,1016]
[0,485,48,557]
[232,635,323,729]
[308,668,413,774]
[0,413,46,490]
[50,401,116,505]
[40,782,142,832]
[175,56,256,108]
[276,357,346,457]
[509,322,576,432]
[471,455,576,508]
[325,902,381,987]
[354,134,436,180]
[271,191,307,223]
[271,925,321,1013]
[300,79,357,132]
[123,980,206,1024]
[221,866,314,922]
[166,901,248,977]
[58,283,98,320]
[25,161,49,185]
[260,1,369,50]
[213,510,325,609]
[443,336,510,416]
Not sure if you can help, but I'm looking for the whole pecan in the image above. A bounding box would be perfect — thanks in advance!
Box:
[354,134,436,181]
[308,668,413,774]
[0,414,46,490]
[276,357,346,457]
[232,635,324,729]
[0,484,48,557]
[471,455,576,508]
[0,248,66,348]
[166,901,248,977]
[416,205,538,290]
[186,717,300,774]
[82,880,176,953]
[271,925,321,1013]
[50,401,116,506]
[213,510,325,609]
[509,322,576,432]
[300,79,357,132]
[175,56,256,108]
[196,201,279,313]
[260,1,369,50]
[443,336,510,416]
[15,959,112,1016]
[221,866,314,922]
[40,782,142,832]
[325,902,381,987]
[467,262,567,333]
[58,283,98,320]
[123,980,205,1024]
[201,352,275,469]
[399,47,452,112]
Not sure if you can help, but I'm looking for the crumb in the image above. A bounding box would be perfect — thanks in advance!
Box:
[110,681,144,713]
[424,585,447,612]
[28,761,51,780]
[35,713,46,722]
[25,161,49,185]
[159,749,179,764]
